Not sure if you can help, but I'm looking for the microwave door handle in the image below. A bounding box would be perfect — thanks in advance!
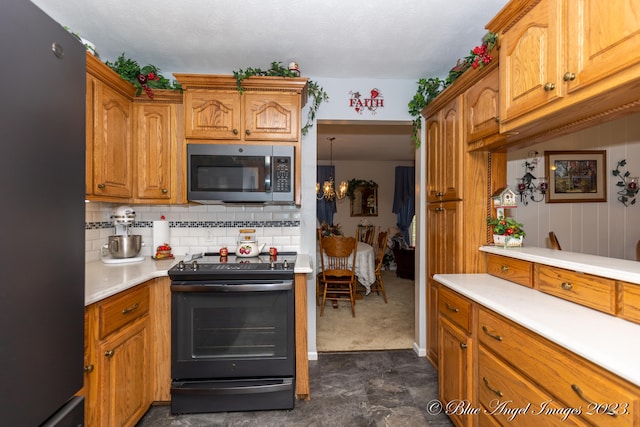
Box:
[264,156,271,192]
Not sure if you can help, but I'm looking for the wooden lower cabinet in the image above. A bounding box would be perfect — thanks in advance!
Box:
[437,286,640,427]
[97,317,149,426]
[439,317,474,427]
[84,281,162,427]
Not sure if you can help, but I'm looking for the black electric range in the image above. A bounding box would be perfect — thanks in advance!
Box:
[168,252,297,281]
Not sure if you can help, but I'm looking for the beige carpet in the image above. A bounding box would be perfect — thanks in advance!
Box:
[316,270,415,352]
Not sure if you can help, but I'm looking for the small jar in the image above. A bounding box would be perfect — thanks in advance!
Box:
[220,247,228,257]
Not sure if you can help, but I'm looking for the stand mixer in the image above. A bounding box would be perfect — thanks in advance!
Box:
[101,206,144,264]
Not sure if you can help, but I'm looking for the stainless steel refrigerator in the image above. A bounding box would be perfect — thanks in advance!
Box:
[0,1,86,425]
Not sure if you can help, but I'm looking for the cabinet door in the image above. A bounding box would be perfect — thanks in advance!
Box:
[499,0,562,123]
[92,80,133,198]
[439,316,473,427]
[243,92,300,141]
[426,279,439,365]
[97,318,149,427]
[425,97,463,202]
[465,66,499,144]
[134,103,173,201]
[565,0,640,94]
[184,89,242,139]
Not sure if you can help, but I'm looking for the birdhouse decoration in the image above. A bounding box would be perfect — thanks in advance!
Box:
[491,186,517,219]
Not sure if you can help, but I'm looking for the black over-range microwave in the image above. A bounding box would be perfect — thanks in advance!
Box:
[187,144,295,204]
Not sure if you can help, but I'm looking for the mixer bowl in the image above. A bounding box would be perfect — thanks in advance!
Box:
[107,235,142,258]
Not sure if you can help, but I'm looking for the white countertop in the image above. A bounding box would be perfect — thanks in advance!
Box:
[85,254,314,305]
[434,273,640,388]
[480,245,640,285]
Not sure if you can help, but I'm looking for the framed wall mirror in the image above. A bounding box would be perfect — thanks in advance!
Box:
[349,182,378,216]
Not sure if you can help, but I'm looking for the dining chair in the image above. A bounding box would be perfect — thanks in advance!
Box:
[356,224,376,246]
[371,229,389,303]
[318,235,358,317]
[549,231,562,250]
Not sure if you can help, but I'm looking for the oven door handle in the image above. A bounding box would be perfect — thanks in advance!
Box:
[171,282,293,292]
[172,379,293,396]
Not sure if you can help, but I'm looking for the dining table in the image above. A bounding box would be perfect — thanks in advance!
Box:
[317,241,376,294]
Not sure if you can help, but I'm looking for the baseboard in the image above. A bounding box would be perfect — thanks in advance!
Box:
[412,342,426,357]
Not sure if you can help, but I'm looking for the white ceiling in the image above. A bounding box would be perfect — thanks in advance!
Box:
[31,0,508,161]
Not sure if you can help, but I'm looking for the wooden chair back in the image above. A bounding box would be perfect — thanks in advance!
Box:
[374,229,389,273]
[356,225,376,246]
[319,235,358,278]
[549,231,562,250]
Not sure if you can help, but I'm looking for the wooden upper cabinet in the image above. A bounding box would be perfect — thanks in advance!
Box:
[243,92,300,141]
[183,89,242,140]
[425,96,464,202]
[91,79,133,199]
[565,0,640,95]
[175,74,308,143]
[488,0,640,141]
[497,0,562,125]
[132,92,185,204]
[465,64,500,144]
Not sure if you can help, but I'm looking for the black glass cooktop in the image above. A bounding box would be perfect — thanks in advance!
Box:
[168,252,296,280]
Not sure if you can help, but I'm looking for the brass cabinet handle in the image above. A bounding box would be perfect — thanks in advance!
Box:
[494,116,500,123]
[122,302,139,315]
[161,188,168,194]
[245,129,251,135]
[459,342,467,350]
[544,82,556,91]
[232,129,239,135]
[97,183,105,189]
[483,377,503,397]
[435,207,444,212]
[104,350,115,358]
[435,191,445,197]
[571,384,617,417]
[445,302,459,313]
[563,72,576,81]
[84,364,94,374]
[482,325,503,341]
[501,265,509,272]
[561,282,573,291]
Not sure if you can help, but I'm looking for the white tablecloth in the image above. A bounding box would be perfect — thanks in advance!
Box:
[318,241,376,293]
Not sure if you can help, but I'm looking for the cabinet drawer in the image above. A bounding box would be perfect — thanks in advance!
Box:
[478,308,639,427]
[536,265,616,314]
[438,287,471,333]
[487,254,533,288]
[98,285,150,340]
[478,346,586,426]
[620,282,640,325]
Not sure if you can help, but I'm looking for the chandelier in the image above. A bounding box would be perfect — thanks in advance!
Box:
[317,137,348,201]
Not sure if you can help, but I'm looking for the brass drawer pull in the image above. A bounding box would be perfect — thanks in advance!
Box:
[122,302,140,315]
[104,350,115,358]
[501,265,509,272]
[483,377,503,397]
[482,325,503,341]
[571,384,617,417]
[84,364,94,374]
[435,207,444,212]
[544,82,556,91]
[563,72,576,81]
[459,342,467,350]
[435,191,445,197]
[445,302,459,313]
[561,282,573,291]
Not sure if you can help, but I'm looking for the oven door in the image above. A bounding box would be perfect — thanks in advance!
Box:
[171,279,295,380]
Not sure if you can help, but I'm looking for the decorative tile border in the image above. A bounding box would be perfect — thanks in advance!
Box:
[85,220,301,230]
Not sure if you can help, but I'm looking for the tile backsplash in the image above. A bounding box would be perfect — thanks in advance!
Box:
[85,202,301,263]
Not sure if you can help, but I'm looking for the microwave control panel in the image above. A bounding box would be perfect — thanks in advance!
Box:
[273,157,292,192]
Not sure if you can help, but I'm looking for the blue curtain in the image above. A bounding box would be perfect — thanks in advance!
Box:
[392,166,415,243]
[317,165,337,225]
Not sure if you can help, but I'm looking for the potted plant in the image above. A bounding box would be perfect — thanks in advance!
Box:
[486,216,525,247]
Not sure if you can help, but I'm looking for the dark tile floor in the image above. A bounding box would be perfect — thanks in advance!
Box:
[136,350,454,426]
